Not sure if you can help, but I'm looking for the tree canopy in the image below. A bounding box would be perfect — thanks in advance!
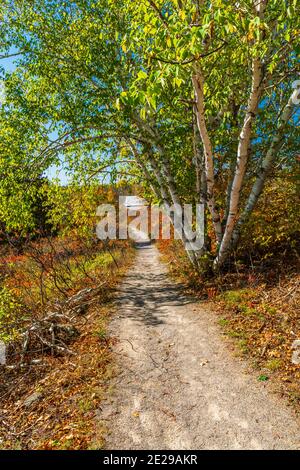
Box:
[0,0,299,268]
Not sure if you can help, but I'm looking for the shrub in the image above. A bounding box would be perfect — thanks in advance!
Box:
[0,286,23,343]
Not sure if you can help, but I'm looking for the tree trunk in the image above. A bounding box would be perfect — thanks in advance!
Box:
[231,91,297,248]
[214,0,267,268]
[192,69,223,245]
[215,59,264,268]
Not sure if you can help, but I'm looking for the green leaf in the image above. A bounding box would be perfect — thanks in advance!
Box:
[138,70,148,80]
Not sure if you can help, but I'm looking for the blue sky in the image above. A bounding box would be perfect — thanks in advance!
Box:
[1,53,112,186]
[1,49,70,185]
[1,55,16,73]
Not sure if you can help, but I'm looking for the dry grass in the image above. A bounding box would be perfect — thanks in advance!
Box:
[0,237,135,449]
[158,238,300,412]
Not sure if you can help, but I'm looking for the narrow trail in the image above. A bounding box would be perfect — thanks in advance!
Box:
[100,243,300,450]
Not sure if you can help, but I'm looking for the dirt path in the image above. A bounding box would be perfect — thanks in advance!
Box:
[100,243,300,450]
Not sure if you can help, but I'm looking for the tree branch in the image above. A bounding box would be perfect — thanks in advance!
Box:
[147,0,169,30]
[151,41,227,66]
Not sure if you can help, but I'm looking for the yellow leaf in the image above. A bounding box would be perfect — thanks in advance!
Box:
[179,10,186,21]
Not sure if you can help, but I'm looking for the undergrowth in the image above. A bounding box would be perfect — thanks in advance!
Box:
[158,233,300,412]
[0,235,135,449]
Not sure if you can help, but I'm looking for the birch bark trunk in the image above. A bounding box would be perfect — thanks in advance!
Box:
[214,0,268,268]
[133,114,181,206]
[127,137,202,267]
[231,91,297,248]
[192,69,223,245]
[215,57,264,267]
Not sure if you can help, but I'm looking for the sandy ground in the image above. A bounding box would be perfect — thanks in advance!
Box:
[99,243,300,450]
